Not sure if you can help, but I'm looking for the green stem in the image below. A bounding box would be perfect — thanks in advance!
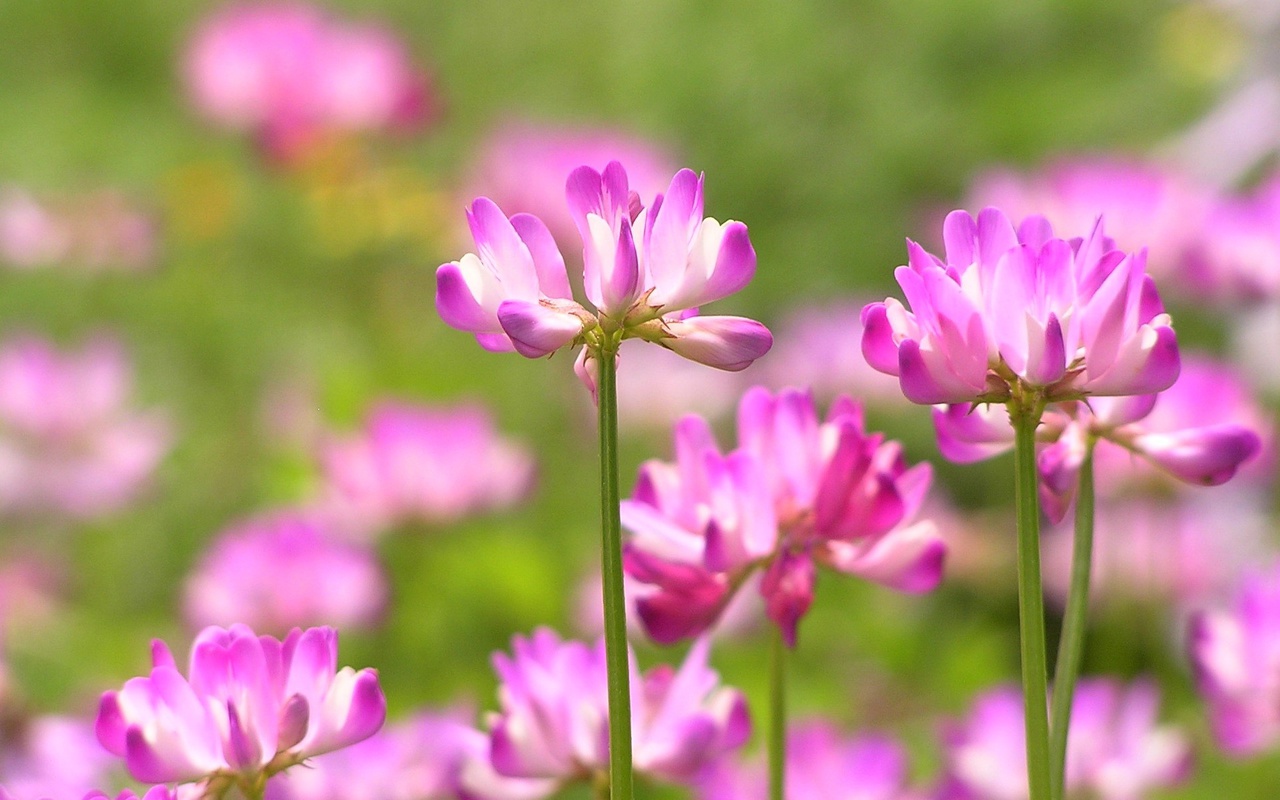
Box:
[596,339,634,800]
[1049,440,1096,800]
[769,625,787,800]
[1011,400,1052,800]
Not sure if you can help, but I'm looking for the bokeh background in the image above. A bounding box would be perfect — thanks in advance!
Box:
[0,0,1276,797]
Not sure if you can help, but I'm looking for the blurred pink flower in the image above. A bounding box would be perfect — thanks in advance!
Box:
[184,510,387,635]
[435,161,772,386]
[315,400,535,540]
[0,716,115,799]
[862,208,1180,405]
[0,334,170,521]
[1183,175,1280,305]
[96,625,386,786]
[0,187,156,273]
[573,568,762,641]
[937,680,1192,800]
[1189,559,1280,756]
[623,387,944,646]
[482,628,749,791]
[1042,492,1273,611]
[697,721,923,800]
[184,3,436,162]
[464,122,678,249]
[968,158,1211,285]
[612,338,752,430]
[763,301,906,407]
[269,708,550,800]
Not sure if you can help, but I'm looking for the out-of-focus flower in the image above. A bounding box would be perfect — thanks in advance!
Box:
[573,569,762,641]
[0,187,156,273]
[937,680,1192,800]
[1183,176,1280,304]
[96,625,385,786]
[933,354,1265,521]
[862,208,1180,405]
[612,338,753,431]
[967,159,1211,284]
[269,708,550,800]
[0,716,115,799]
[183,510,387,634]
[464,122,678,249]
[436,161,771,387]
[1042,492,1273,611]
[697,721,923,800]
[184,3,436,163]
[1188,560,1280,755]
[762,301,907,407]
[1231,300,1280,394]
[83,788,187,800]
[314,400,535,540]
[623,387,944,646]
[482,628,749,791]
[0,334,170,521]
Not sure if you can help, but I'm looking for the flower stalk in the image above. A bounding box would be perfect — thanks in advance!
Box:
[1011,395,1052,800]
[595,335,634,800]
[769,624,787,800]
[1049,438,1096,799]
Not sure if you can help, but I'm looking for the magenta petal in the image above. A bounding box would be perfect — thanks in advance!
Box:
[605,220,641,311]
[661,316,772,371]
[824,521,946,593]
[476,332,516,352]
[436,262,492,332]
[1134,425,1262,486]
[1086,324,1181,396]
[860,303,901,376]
[1028,313,1067,385]
[760,551,815,648]
[124,726,190,784]
[898,340,969,404]
[932,404,1014,464]
[1037,440,1081,525]
[335,669,387,746]
[95,693,129,756]
[497,300,583,358]
[700,221,756,302]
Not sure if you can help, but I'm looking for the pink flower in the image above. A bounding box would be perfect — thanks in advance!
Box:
[483,628,749,791]
[0,716,115,799]
[0,334,170,520]
[269,708,550,800]
[968,158,1211,285]
[1183,176,1280,305]
[937,680,1192,800]
[1188,560,1280,755]
[623,387,944,646]
[862,208,1180,405]
[0,186,156,274]
[184,4,435,162]
[934,354,1266,521]
[95,625,386,786]
[183,510,387,635]
[0,187,70,268]
[436,161,771,381]
[315,400,535,539]
[1041,493,1273,611]
[463,122,679,249]
[697,721,924,800]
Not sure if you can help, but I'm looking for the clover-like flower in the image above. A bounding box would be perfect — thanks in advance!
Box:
[95,625,385,787]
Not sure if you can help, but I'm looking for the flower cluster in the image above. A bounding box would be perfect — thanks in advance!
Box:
[0,334,170,521]
[95,625,385,789]
[184,3,436,162]
[937,680,1192,800]
[862,208,1179,405]
[436,161,772,385]
[623,386,944,646]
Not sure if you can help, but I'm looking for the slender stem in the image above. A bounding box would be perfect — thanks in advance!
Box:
[596,339,634,800]
[768,625,787,800]
[1049,439,1096,800]
[1011,400,1052,800]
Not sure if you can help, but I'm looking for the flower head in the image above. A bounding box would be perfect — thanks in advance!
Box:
[436,161,771,384]
[482,628,748,791]
[95,625,385,786]
[623,387,944,646]
[862,208,1180,405]
[183,510,387,635]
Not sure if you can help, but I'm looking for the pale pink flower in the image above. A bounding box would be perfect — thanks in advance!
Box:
[763,301,906,406]
[0,334,170,520]
[184,3,435,162]
[315,400,534,539]
[0,187,155,273]
[1183,175,1280,304]
[184,510,387,635]
[0,716,115,799]
[483,628,749,790]
[96,625,386,786]
[937,680,1192,800]
[862,209,1180,405]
